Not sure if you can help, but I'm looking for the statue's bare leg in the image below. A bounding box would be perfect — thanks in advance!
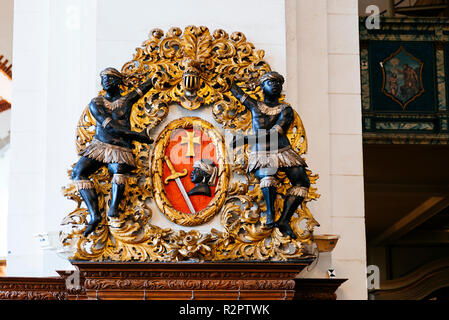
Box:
[255,169,278,229]
[71,156,103,237]
[276,166,310,239]
[107,163,132,218]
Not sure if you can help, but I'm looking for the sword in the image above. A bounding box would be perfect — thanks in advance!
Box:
[163,156,196,214]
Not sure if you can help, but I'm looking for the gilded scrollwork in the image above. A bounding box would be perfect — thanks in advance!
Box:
[60,26,320,263]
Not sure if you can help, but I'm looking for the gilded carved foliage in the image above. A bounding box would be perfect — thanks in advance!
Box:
[61,26,319,263]
[121,26,271,111]
[83,279,294,291]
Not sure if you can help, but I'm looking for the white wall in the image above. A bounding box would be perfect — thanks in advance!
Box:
[95,0,286,88]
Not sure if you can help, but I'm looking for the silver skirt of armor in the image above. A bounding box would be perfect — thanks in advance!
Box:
[247,146,307,173]
[80,138,135,166]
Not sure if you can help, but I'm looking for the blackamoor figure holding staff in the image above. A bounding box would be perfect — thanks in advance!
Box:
[230,71,310,239]
[71,68,154,236]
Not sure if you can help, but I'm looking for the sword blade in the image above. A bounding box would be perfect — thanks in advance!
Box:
[174,177,196,214]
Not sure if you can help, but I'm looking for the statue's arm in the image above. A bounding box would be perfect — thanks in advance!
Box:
[126,77,154,105]
[89,99,153,144]
[89,99,110,128]
[229,82,258,148]
[230,82,256,110]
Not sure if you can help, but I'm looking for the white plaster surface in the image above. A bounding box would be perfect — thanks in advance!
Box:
[329,93,363,135]
[332,259,368,299]
[330,175,365,218]
[328,14,360,55]
[330,134,364,176]
[329,54,362,94]
[328,0,359,15]
[96,0,286,87]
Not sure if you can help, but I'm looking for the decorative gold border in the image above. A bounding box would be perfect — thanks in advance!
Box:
[381,46,425,111]
[151,117,230,226]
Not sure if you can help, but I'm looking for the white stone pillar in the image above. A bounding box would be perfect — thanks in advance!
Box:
[327,0,367,300]
[287,0,367,299]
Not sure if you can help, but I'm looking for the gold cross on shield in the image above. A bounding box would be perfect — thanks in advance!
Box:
[180,130,201,157]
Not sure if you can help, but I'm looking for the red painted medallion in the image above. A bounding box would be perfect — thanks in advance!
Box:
[162,127,218,214]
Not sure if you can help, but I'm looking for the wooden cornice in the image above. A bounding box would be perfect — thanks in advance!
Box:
[0,276,67,300]
[0,99,11,113]
[0,261,346,300]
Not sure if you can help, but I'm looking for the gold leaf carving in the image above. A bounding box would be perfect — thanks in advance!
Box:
[61,26,319,263]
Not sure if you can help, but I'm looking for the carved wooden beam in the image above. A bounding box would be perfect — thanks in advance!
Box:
[0,276,67,300]
[71,261,314,300]
[0,262,346,300]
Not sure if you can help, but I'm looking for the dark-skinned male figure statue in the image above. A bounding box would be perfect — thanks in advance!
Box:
[71,67,154,237]
[230,71,310,239]
[188,159,218,197]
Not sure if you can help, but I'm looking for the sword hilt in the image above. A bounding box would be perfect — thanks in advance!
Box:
[164,156,188,184]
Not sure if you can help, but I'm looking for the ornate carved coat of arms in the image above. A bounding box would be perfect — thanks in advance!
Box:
[152,117,229,226]
[60,26,320,262]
